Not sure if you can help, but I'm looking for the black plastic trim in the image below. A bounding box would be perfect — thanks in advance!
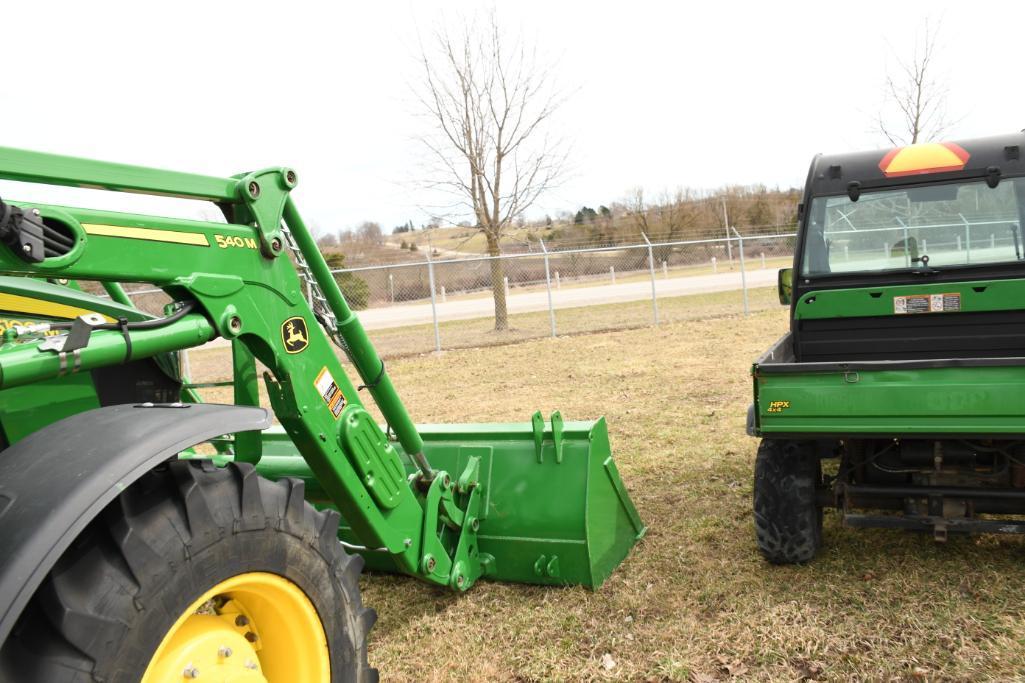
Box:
[0,403,272,646]
[756,354,1025,375]
[758,431,1025,440]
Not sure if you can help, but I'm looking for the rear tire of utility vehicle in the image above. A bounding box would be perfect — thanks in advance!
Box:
[0,459,378,683]
[753,439,823,564]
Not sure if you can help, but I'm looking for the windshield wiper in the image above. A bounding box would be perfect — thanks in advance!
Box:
[909,253,938,274]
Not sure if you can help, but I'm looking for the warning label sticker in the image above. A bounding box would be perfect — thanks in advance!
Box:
[893,293,962,315]
[314,367,346,418]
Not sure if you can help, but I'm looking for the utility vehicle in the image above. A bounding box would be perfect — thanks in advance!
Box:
[0,147,645,681]
[750,133,1025,563]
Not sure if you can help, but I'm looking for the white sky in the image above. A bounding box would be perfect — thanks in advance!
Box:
[2,0,1023,234]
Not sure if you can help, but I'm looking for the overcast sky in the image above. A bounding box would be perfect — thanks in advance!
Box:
[3,0,1023,234]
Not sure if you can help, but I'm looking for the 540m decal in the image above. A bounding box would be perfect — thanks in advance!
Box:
[215,234,257,249]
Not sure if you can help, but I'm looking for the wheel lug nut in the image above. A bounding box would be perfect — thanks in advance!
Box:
[183,664,200,678]
[245,660,259,670]
[218,646,233,658]
[234,615,249,627]
[245,631,258,643]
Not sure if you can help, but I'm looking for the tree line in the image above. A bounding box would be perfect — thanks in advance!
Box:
[539,185,800,248]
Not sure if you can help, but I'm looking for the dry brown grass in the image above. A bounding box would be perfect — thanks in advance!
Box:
[187,302,1025,682]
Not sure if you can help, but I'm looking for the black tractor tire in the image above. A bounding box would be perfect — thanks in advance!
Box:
[0,459,377,683]
[753,439,823,564]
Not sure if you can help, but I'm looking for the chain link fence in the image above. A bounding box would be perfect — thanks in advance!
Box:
[325,231,795,357]
[106,231,794,359]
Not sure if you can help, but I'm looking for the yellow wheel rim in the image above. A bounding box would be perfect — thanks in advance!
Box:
[141,572,330,682]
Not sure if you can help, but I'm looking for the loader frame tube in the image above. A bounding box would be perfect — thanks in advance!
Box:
[282,199,427,471]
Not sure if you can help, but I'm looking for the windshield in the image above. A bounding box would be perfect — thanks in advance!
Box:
[800,178,1025,276]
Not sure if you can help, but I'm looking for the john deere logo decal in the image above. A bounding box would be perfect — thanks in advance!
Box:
[281,316,309,354]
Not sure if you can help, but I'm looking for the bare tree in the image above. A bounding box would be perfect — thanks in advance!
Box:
[654,189,685,242]
[316,232,338,248]
[626,188,649,240]
[878,21,955,145]
[416,12,567,330]
[355,221,383,244]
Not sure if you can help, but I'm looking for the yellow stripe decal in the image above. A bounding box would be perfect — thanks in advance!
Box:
[82,223,210,247]
[0,293,116,322]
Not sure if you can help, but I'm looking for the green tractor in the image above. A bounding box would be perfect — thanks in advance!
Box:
[0,148,645,681]
[750,133,1025,563]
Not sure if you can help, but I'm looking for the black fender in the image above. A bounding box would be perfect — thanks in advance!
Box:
[0,402,272,645]
[746,403,758,437]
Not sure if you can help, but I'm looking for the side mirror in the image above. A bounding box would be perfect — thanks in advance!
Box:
[777,267,793,305]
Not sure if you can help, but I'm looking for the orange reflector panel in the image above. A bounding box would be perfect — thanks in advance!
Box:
[879,142,970,178]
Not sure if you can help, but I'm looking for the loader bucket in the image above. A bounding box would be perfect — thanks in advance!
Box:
[253,415,646,589]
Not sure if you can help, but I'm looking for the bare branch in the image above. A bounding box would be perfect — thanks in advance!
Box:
[413,10,568,329]
[876,19,956,145]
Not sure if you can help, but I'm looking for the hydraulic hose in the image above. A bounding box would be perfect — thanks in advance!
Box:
[0,311,215,390]
[44,300,197,331]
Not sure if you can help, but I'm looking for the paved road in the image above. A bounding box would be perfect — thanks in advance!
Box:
[196,267,776,350]
[357,268,777,330]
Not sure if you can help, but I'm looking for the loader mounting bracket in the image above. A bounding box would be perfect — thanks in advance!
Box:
[416,457,487,591]
[0,198,45,263]
[232,167,297,258]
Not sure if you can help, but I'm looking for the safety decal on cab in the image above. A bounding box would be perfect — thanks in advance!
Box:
[893,293,961,315]
[281,316,310,353]
[314,366,347,419]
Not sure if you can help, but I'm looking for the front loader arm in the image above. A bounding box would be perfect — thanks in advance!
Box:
[0,147,485,589]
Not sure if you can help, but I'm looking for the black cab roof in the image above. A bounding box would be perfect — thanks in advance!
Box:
[806,132,1025,198]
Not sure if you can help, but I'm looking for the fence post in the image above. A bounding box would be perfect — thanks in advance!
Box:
[555,271,561,289]
[662,260,668,279]
[760,252,765,269]
[504,276,510,299]
[540,238,557,337]
[426,251,441,352]
[732,228,749,316]
[440,285,447,303]
[642,233,659,325]
[711,256,717,273]
[610,266,616,284]
[959,214,971,263]
[722,200,733,264]
[388,271,394,303]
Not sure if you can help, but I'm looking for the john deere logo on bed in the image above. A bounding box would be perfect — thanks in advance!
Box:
[281,316,309,353]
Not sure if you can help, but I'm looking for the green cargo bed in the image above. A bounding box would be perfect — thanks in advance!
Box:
[752,333,1025,437]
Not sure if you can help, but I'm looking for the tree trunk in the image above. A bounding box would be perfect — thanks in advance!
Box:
[485,232,509,331]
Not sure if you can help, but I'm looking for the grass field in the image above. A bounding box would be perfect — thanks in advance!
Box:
[189,305,1025,681]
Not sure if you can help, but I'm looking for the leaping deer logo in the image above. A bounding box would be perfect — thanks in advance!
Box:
[282,317,309,353]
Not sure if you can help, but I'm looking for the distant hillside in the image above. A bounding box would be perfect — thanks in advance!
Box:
[326,184,800,267]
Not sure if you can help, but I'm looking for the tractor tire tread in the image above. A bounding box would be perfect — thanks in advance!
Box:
[0,459,377,683]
